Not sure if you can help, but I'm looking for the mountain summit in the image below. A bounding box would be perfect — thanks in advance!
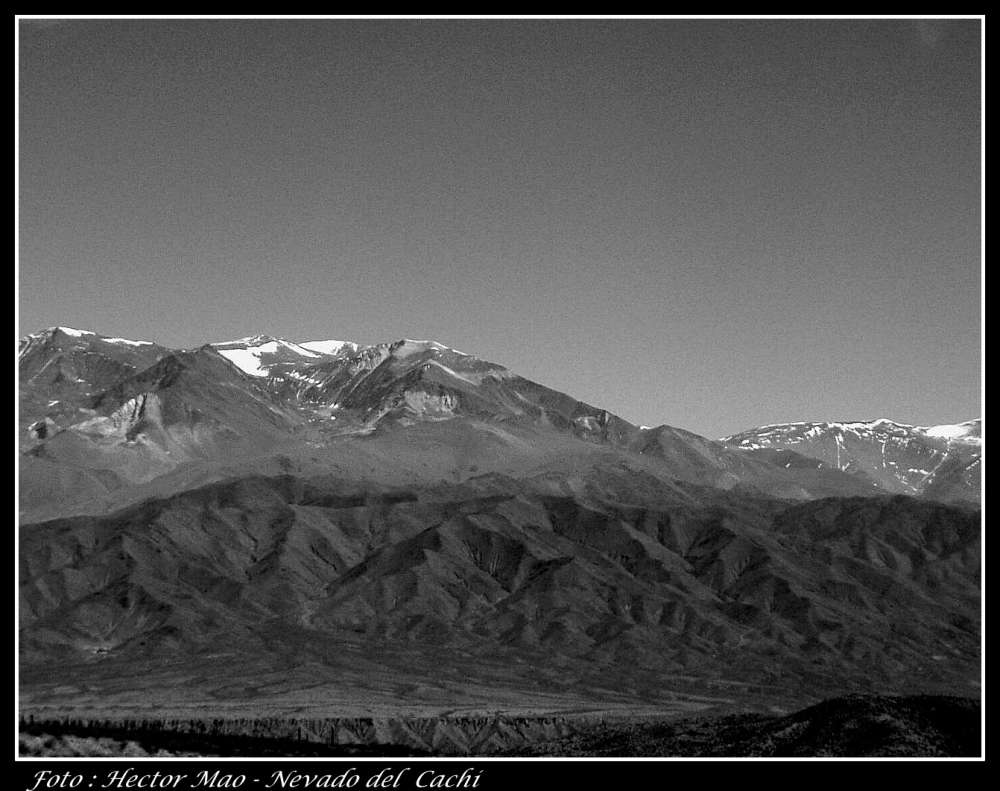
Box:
[211,335,359,377]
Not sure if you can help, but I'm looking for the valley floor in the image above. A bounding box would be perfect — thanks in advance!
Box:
[18,694,981,758]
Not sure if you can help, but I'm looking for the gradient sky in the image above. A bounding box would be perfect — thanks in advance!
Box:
[17,18,982,439]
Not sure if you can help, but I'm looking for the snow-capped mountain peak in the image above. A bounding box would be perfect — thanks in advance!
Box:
[721,418,981,503]
[224,334,280,347]
[392,339,467,357]
[23,327,156,345]
[50,326,93,338]
[18,327,159,363]
[211,335,360,377]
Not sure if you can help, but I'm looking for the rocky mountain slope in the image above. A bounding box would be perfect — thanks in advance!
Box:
[20,472,980,701]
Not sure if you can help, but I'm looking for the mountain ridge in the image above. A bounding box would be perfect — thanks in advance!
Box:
[22,328,980,444]
[19,328,981,520]
[723,419,981,504]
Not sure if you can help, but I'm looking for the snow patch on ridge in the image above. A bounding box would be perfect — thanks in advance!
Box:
[212,336,346,377]
[216,347,270,377]
[299,339,357,355]
[394,339,467,357]
[918,422,981,446]
[922,423,975,439]
[225,335,278,347]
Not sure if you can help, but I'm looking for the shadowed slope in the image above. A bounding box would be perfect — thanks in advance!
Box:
[20,473,980,709]
[502,694,981,757]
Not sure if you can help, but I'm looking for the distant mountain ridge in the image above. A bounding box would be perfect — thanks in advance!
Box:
[723,419,981,504]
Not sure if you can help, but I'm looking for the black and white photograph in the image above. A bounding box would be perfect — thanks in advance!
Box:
[16,15,983,769]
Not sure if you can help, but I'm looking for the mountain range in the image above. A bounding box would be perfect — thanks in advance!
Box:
[723,419,981,504]
[18,327,982,727]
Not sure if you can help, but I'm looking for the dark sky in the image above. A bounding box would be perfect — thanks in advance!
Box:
[17,18,982,439]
